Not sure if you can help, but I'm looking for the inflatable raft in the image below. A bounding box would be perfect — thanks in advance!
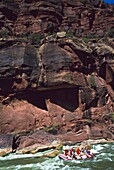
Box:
[58,153,94,161]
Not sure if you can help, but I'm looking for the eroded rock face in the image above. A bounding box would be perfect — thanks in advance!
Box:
[0,134,13,156]
[0,0,114,151]
[0,98,114,151]
[18,130,56,149]
[0,43,39,91]
[38,42,90,87]
[0,134,13,149]
[0,100,51,133]
[0,0,114,37]
[0,35,114,151]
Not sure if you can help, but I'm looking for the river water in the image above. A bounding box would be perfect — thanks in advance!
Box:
[0,143,114,170]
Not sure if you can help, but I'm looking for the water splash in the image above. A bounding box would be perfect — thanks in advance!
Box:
[0,143,114,170]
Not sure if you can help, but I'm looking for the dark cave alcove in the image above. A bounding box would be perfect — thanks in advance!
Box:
[16,87,79,112]
[0,78,14,96]
[99,62,114,87]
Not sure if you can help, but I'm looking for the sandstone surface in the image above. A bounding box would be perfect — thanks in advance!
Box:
[0,0,114,155]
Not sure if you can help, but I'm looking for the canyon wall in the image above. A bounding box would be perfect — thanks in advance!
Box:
[0,0,114,37]
[0,0,114,154]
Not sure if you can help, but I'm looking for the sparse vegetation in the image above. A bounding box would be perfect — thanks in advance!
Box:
[81,0,88,5]
[18,33,44,45]
[107,28,114,38]
[81,91,87,104]
[110,112,114,122]
[82,33,97,43]
[0,30,8,38]
[87,33,96,39]
[28,33,44,45]
[89,74,96,89]
[19,33,27,38]
[0,103,3,110]
[101,36,107,42]
[66,31,74,38]
[44,126,58,135]
[82,37,90,43]
[47,22,55,32]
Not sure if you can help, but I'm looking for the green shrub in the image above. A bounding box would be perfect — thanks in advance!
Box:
[19,34,27,38]
[81,92,87,104]
[0,30,8,38]
[82,33,96,43]
[44,125,58,135]
[89,74,96,89]
[101,37,107,42]
[28,33,43,45]
[107,28,114,38]
[110,112,114,122]
[66,31,74,38]
[0,103,3,110]
[81,0,88,5]
[87,33,96,39]
[82,37,90,43]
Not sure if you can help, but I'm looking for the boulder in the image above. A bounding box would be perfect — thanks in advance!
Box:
[0,134,14,156]
[0,100,50,133]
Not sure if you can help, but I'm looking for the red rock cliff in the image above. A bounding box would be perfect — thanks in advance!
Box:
[0,0,114,37]
[0,0,114,154]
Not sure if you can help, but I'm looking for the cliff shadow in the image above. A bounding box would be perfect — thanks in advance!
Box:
[16,87,79,112]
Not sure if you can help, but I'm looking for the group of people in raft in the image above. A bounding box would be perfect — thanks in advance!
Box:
[63,144,94,159]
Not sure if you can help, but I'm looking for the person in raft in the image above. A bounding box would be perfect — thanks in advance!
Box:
[75,145,93,159]
[63,148,71,158]
[69,148,75,158]
[84,145,94,157]
[75,145,84,156]
[64,147,75,158]
[63,144,93,159]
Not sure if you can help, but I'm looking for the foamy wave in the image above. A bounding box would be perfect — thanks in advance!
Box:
[0,149,54,161]
[0,143,113,170]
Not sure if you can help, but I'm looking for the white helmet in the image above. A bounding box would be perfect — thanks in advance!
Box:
[63,146,70,150]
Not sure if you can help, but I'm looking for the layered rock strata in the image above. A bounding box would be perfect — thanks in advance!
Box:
[0,0,114,156]
[0,0,114,37]
[0,37,114,155]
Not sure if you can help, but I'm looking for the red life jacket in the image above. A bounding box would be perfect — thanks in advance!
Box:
[76,148,81,155]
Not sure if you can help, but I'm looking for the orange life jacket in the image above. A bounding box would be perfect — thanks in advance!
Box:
[76,148,81,155]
